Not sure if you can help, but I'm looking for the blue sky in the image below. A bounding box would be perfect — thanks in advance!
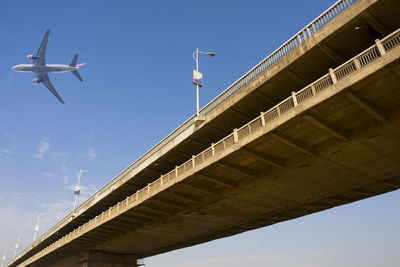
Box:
[0,0,399,266]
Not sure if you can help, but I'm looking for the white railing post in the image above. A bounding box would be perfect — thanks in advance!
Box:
[306,27,312,37]
[160,175,163,186]
[260,112,265,126]
[211,143,215,156]
[310,84,317,96]
[353,58,361,70]
[192,155,195,168]
[175,166,178,177]
[375,39,386,56]
[277,107,281,117]
[329,68,337,84]
[233,128,238,143]
[292,92,298,106]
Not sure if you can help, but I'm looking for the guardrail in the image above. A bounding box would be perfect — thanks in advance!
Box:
[200,0,356,115]
[15,28,400,267]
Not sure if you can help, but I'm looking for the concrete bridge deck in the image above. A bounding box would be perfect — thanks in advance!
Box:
[9,0,400,266]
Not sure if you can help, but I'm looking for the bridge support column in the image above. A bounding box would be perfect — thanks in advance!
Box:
[82,251,138,267]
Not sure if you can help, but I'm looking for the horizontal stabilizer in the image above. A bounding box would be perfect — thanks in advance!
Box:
[71,70,83,82]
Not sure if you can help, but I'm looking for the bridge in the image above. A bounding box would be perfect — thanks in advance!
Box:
[9,0,400,266]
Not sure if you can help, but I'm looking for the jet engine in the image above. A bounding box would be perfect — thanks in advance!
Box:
[27,55,38,60]
[32,78,41,84]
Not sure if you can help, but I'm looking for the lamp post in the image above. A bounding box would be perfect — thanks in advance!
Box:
[13,234,26,259]
[33,213,48,242]
[1,248,12,267]
[73,169,87,212]
[192,48,215,118]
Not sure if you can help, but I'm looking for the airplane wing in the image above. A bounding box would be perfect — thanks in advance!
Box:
[33,30,50,66]
[35,73,65,104]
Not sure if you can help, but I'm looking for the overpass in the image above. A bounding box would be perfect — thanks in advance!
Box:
[9,0,400,266]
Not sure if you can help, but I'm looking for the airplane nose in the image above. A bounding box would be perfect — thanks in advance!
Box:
[12,65,17,71]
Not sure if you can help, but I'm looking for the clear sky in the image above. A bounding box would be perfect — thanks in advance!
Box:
[0,0,399,266]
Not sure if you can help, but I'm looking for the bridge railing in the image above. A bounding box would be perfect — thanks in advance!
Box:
[200,0,356,115]
[63,0,358,225]
[15,28,400,267]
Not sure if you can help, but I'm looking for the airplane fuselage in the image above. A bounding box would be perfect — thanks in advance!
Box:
[12,64,77,73]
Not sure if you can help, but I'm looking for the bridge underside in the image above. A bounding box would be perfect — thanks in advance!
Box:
[27,45,400,266]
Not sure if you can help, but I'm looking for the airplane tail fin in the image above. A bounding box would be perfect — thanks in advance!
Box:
[71,70,83,82]
[70,54,85,81]
[69,54,79,67]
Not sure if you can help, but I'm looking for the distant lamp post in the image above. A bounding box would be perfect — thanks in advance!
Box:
[1,248,12,267]
[73,169,88,212]
[33,213,48,242]
[192,48,215,123]
[13,234,26,259]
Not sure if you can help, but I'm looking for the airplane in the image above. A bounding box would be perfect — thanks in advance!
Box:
[11,30,85,104]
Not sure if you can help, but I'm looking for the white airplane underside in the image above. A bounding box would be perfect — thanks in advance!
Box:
[11,30,85,104]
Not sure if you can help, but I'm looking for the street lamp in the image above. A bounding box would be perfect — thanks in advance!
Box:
[73,169,88,212]
[33,213,48,242]
[192,48,215,119]
[1,248,12,267]
[13,234,26,259]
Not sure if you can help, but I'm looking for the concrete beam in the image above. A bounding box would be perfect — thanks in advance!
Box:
[270,132,315,155]
[144,167,163,176]
[114,217,144,227]
[303,113,349,141]
[139,205,175,216]
[130,209,165,220]
[151,198,188,209]
[286,68,311,84]
[181,181,222,196]
[326,196,350,204]
[253,90,277,105]
[197,173,239,188]
[84,231,118,242]
[382,181,400,189]
[345,91,389,123]
[216,162,259,179]
[361,10,390,37]
[170,191,203,203]
[134,175,149,183]
[318,42,345,64]
[77,235,106,244]
[98,225,128,236]
[231,108,251,120]
[354,189,374,197]
[394,65,400,78]
[173,149,191,158]
[241,147,285,168]
[188,137,210,148]
[207,124,227,135]
[120,213,153,224]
